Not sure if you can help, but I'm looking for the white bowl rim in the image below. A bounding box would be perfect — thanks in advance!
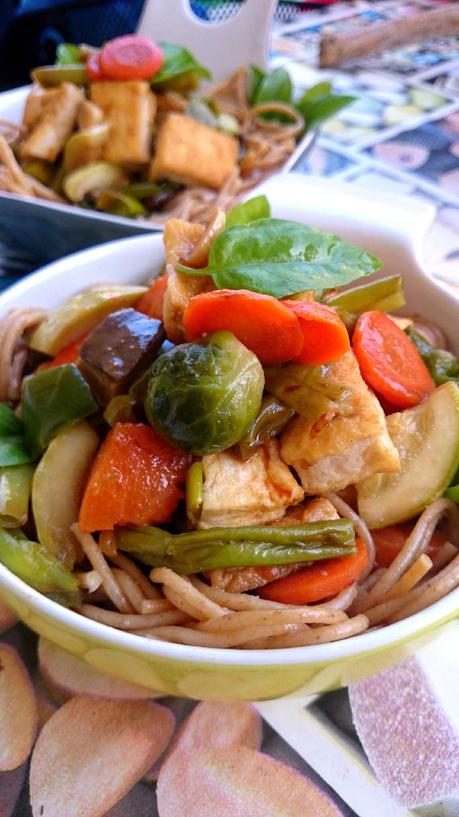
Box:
[0,559,457,667]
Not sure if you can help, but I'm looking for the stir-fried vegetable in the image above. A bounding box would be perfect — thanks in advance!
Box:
[0,465,34,528]
[183,289,303,365]
[31,64,89,86]
[324,274,405,328]
[115,519,355,573]
[260,537,367,604]
[32,421,99,567]
[136,275,168,320]
[0,527,81,606]
[237,396,295,461]
[22,365,98,459]
[177,218,381,298]
[225,195,270,228]
[63,162,128,204]
[0,405,33,467]
[283,300,350,365]
[145,331,264,455]
[79,423,192,531]
[150,42,211,90]
[372,524,449,568]
[78,308,164,405]
[63,124,110,173]
[353,310,435,408]
[358,381,459,528]
[264,362,351,422]
[99,35,164,81]
[405,326,459,385]
[30,284,146,356]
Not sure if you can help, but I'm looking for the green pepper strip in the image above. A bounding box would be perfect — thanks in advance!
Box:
[0,527,81,607]
[115,519,355,574]
[186,462,203,526]
[405,327,459,385]
[324,274,405,329]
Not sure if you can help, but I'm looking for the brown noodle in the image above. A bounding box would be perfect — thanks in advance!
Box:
[0,308,47,401]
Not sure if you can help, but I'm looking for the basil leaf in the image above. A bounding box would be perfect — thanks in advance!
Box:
[226,195,271,228]
[55,43,80,66]
[254,67,292,106]
[0,405,33,466]
[248,64,266,104]
[178,218,381,298]
[296,81,333,107]
[151,42,211,88]
[297,93,356,131]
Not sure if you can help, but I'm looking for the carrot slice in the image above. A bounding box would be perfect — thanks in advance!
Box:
[136,275,168,321]
[283,300,350,365]
[352,310,435,408]
[99,35,164,81]
[79,423,191,532]
[260,537,368,604]
[38,334,88,371]
[85,53,104,82]
[373,524,448,568]
[183,289,303,365]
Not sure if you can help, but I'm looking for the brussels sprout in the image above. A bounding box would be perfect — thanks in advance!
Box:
[145,331,264,455]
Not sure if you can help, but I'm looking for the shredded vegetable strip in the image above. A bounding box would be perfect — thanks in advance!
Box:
[193,606,347,633]
[324,491,375,579]
[151,567,227,621]
[354,499,459,613]
[80,603,190,629]
[72,525,132,614]
[109,552,161,599]
[112,569,145,614]
[245,614,369,650]
[386,554,433,600]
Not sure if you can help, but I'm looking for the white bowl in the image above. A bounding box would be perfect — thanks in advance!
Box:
[0,173,457,701]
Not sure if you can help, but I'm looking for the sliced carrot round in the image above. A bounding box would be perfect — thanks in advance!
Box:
[283,300,350,365]
[136,275,168,321]
[99,35,164,81]
[352,310,435,408]
[85,53,104,82]
[183,289,303,365]
[260,538,368,604]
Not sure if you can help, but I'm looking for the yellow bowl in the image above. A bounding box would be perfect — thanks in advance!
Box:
[0,174,457,700]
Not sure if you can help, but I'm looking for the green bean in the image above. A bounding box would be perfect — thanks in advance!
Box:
[186,461,203,525]
[405,327,459,385]
[0,527,81,606]
[115,519,355,574]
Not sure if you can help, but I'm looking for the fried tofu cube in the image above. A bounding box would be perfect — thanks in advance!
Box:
[149,113,238,190]
[161,217,214,343]
[198,440,304,530]
[281,351,400,494]
[21,82,84,162]
[90,81,156,164]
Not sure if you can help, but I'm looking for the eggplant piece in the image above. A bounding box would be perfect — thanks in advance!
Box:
[79,308,165,405]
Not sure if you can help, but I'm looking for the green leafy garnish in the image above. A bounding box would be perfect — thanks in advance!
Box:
[295,82,356,131]
[178,218,381,299]
[151,42,211,90]
[0,405,33,467]
[55,43,81,66]
[226,195,270,228]
[247,64,266,104]
[253,67,293,107]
